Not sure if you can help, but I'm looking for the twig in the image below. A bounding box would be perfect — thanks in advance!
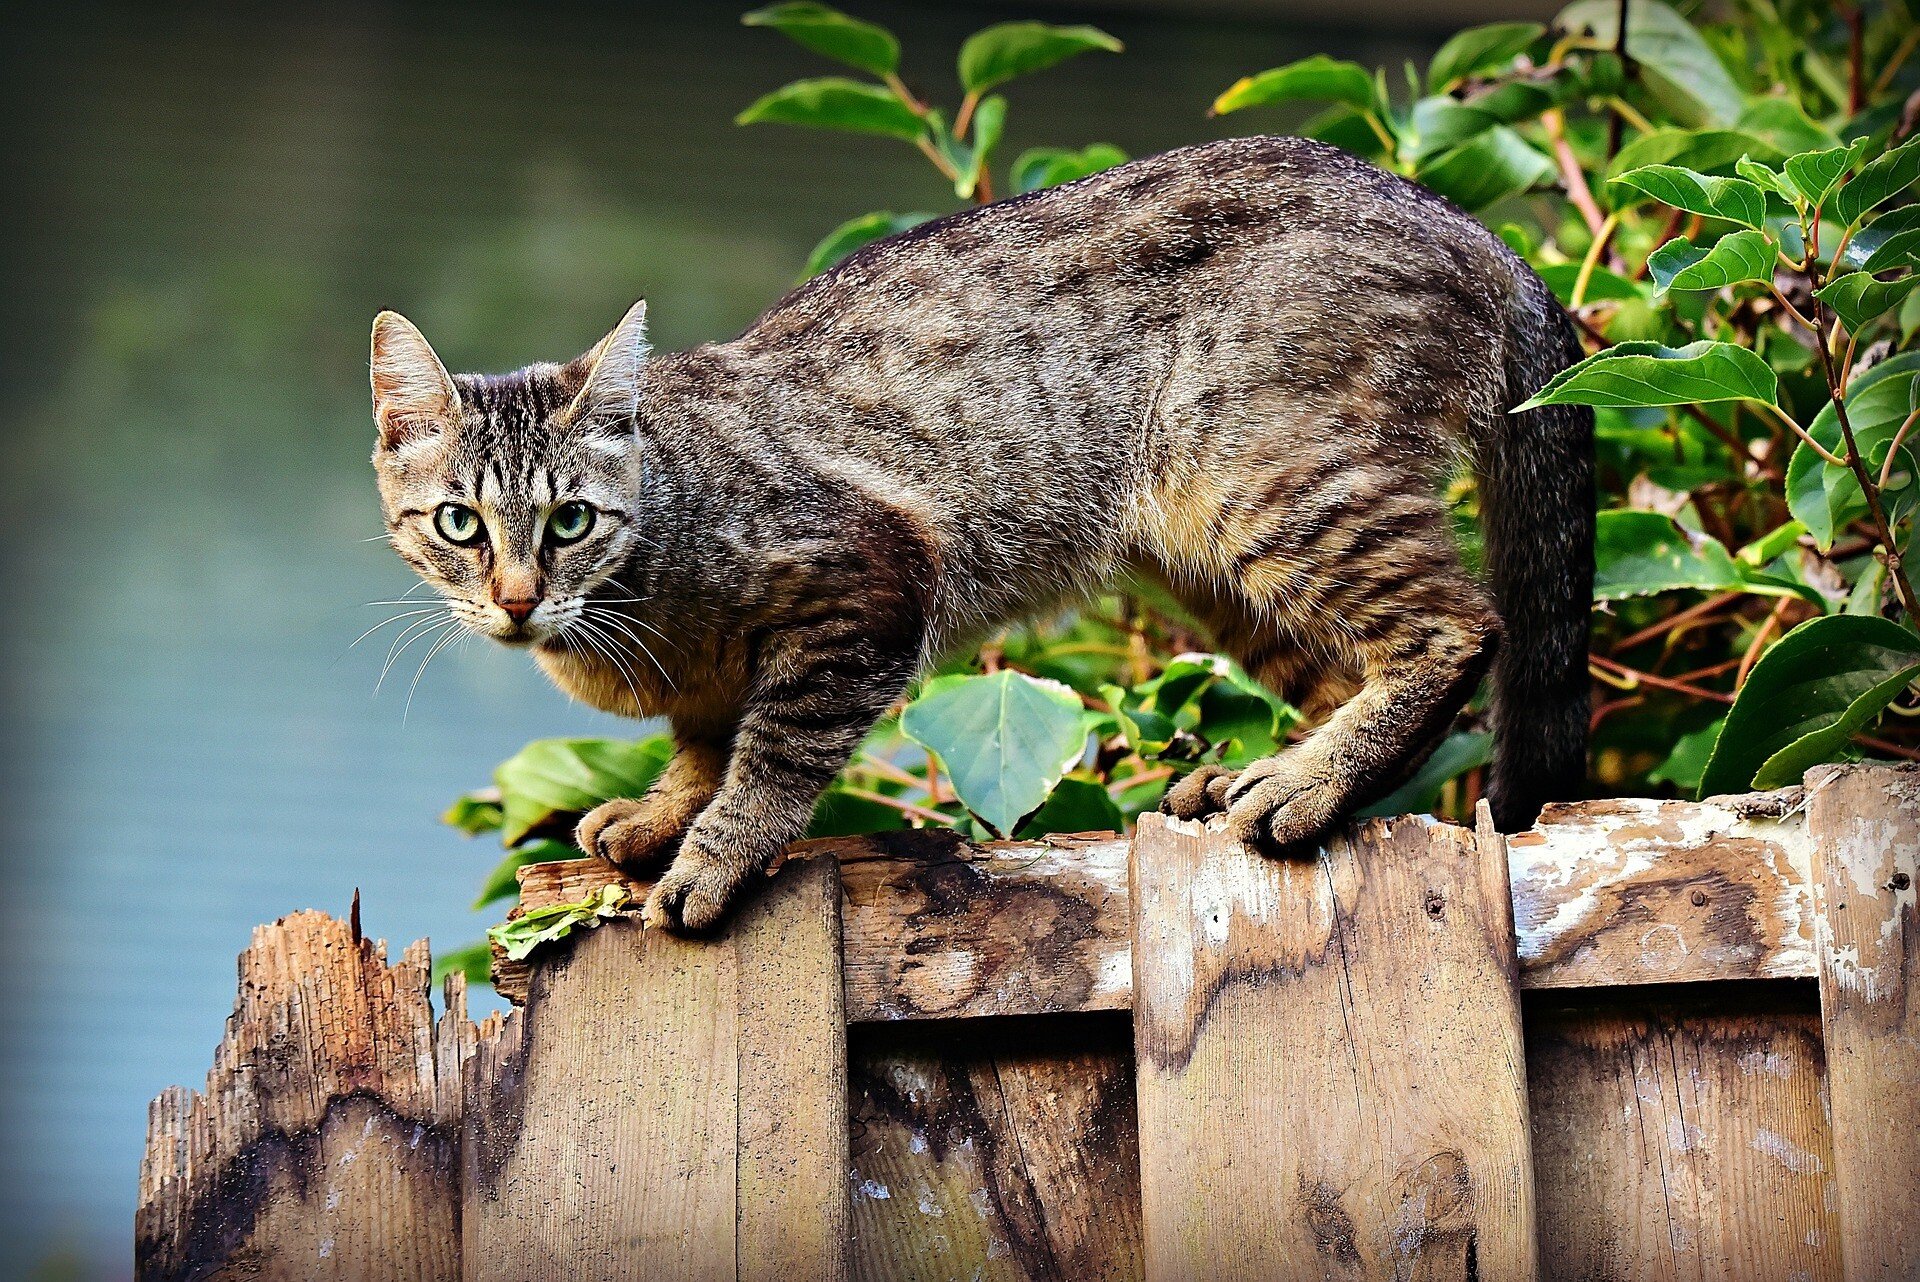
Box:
[1611,591,1744,652]
[1606,0,1634,158]
[1874,26,1920,100]
[1110,765,1174,798]
[1735,598,1792,687]
[1544,109,1607,238]
[1857,733,1920,762]
[838,785,953,825]
[1879,407,1920,490]
[1590,654,1735,703]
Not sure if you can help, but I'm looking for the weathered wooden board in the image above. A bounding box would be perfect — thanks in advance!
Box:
[463,853,847,1282]
[848,1015,1143,1282]
[1807,762,1920,1278]
[1131,812,1536,1281]
[136,910,473,1282]
[501,792,1818,1014]
[1526,987,1840,1281]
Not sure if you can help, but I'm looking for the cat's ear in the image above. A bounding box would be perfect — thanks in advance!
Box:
[370,311,460,451]
[563,299,650,432]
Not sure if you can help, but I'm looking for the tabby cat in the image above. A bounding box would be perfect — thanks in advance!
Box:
[370,136,1593,933]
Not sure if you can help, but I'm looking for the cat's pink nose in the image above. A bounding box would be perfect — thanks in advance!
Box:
[496,598,538,624]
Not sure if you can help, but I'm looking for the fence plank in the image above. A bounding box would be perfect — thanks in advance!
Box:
[1808,762,1920,1279]
[463,853,846,1282]
[849,1016,1142,1282]
[1131,812,1535,1281]
[1526,989,1839,1281]
[136,911,470,1282]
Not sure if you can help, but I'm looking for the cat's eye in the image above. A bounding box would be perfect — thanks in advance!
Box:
[434,503,484,546]
[547,501,595,545]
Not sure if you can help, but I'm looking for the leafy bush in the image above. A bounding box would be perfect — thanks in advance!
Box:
[436,0,1920,983]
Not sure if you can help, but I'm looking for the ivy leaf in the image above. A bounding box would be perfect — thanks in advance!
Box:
[736,78,927,140]
[1782,140,1867,208]
[1786,351,1920,548]
[1559,0,1742,125]
[741,3,900,77]
[1514,340,1778,411]
[1415,125,1554,211]
[1697,616,1920,797]
[473,839,581,910]
[494,737,673,846]
[1833,138,1920,228]
[802,210,934,278]
[957,21,1121,95]
[1015,776,1124,838]
[1011,143,1127,193]
[1213,55,1381,116]
[1426,21,1545,92]
[1647,230,1776,295]
[900,671,1089,836]
[1609,164,1769,228]
[1593,510,1742,599]
[1815,271,1920,332]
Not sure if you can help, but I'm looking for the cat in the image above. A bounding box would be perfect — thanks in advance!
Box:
[370,135,1593,934]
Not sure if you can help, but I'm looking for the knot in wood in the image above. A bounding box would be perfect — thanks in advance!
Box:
[1424,890,1446,919]
[1690,889,1709,907]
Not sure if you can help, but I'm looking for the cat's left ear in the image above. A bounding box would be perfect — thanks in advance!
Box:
[370,311,460,452]
[564,299,650,432]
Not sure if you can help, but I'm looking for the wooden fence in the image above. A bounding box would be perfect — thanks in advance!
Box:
[139,761,1919,1281]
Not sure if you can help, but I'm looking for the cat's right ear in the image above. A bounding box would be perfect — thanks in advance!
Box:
[562,299,650,433]
[370,311,460,452]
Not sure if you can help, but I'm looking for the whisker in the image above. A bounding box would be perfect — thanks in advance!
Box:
[378,615,456,694]
[346,608,444,651]
[583,607,677,687]
[567,616,648,709]
[404,624,466,723]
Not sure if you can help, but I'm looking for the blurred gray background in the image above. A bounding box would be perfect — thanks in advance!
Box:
[0,1,1506,1274]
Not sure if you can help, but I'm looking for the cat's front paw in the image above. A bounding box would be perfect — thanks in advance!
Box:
[577,798,685,872]
[643,846,751,935]
[1160,764,1238,820]
[1221,756,1345,853]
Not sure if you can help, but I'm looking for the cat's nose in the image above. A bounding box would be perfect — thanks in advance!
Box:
[495,598,538,624]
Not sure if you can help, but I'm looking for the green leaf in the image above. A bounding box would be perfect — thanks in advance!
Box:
[1426,21,1545,92]
[1609,164,1769,228]
[473,839,580,910]
[1606,130,1781,185]
[1786,351,1920,548]
[1415,125,1555,211]
[1010,143,1128,193]
[1408,97,1502,163]
[494,736,673,846]
[1016,777,1124,837]
[487,884,631,963]
[955,95,1007,199]
[803,210,934,278]
[808,781,916,837]
[1782,140,1866,208]
[1593,510,1742,599]
[1515,340,1778,411]
[899,670,1089,836]
[1815,271,1920,333]
[1833,139,1920,227]
[443,790,504,836]
[1213,54,1380,116]
[1536,262,1645,305]
[1648,719,1725,792]
[957,21,1121,95]
[1559,0,1742,125]
[1358,732,1492,817]
[1647,230,1776,295]
[432,941,493,988]
[737,77,927,140]
[1735,155,1796,201]
[1697,616,1920,797]
[741,3,899,76]
[1857,206,1920,273]
[1735,99,1841,155]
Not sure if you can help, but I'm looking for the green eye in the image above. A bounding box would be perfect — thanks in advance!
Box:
[548,501,595,544]
[434,503,484,546]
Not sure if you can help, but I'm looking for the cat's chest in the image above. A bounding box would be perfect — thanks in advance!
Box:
[534,642,676,720]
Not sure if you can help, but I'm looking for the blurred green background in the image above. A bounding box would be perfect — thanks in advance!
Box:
[0,1,1487,1274]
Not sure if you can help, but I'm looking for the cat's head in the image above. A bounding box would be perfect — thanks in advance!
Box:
[368,302,650,648]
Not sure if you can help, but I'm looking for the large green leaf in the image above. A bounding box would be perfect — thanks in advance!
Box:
[1648,718,1725,793]
[1359,731,1492,817]
[1593,510,1742,599]
[1415,125,1554,211]
[1016,777,1124,837]
[736,77,926,139]
[432,941,492,988]
[1833,138,1920,228]
[1782,140,1867,208]
[808,781,915,837]
[1697,616,1920,797]
[1213,55,1380,116]
[803,210,934,277]
[1857,205,1920,273]
[900,670,1089,835]
[741,3,899,76]
[1606,129,1780,184]
[494,736,673,845]
[1011,143,1127,193]
[1815,271,1920,333]
[1559,0,1742,125]
[957,21,1120,95]
[1735,98,1840,155]
[1785,350,1920,548]
[1426,21,1545,92]
[1647,230,1776,295]
[1515,340,1778,411]
[1609,164,1768,228]
[1407,96,1503,164]
[474,839,580,910]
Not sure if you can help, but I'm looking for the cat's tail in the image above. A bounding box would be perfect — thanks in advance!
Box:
[1480,262,1594,830]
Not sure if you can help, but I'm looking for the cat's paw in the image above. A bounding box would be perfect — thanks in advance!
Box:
[643,847,750,935]
[577,798,684,872]
[1221,756,1345,853]
[1160,765,1239,819]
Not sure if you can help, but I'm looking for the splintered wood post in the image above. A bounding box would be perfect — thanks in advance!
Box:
[1131,812,1536,1282]
[462,852,848,1282]
[1808,762,1920,1278]
[136,910,473,1282]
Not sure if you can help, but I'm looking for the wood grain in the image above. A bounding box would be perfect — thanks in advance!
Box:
[500,792,1819,1015]
[136,911,473,1282]
[1131,812,1536,1281]
[848,1015,1142,1282]
[1807,762,1920,1279]
[463,853,846,1282]
[1526,986,1839,1281]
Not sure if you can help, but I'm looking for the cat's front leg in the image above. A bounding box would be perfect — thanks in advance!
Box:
[577,727,728,872]
[644,636,919,933]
